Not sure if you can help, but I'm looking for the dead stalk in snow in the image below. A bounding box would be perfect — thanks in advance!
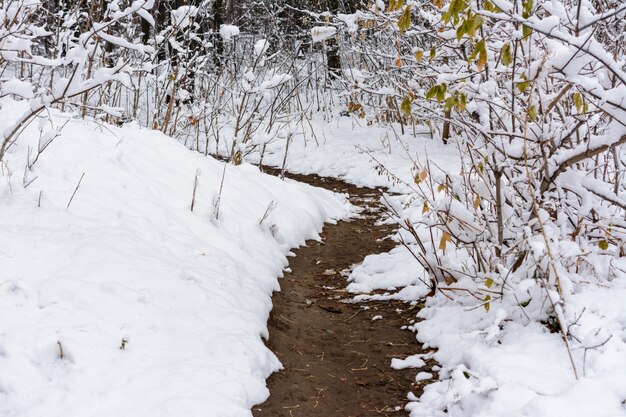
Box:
[259,200,277,225]
[66,172,85,209]
[213,164,227,220]
[280,132,292,180]
[190,170,200,212]
[57,341,64,360]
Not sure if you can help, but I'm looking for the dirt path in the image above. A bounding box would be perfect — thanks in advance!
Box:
[253,172,435,417]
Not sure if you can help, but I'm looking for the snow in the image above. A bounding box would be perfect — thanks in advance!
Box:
[1,79,34,99]
[171,5,198,29]
[337,13,362,32]
[254,39,269,57]
[409,285,626,417]
[250,114,456,193]
[0,98,350,417]
[348,245,428,297]
[219,25,240,41]
[258,73,292,91]
[391,354,427,370]
[311,26,338,43]
[415,372,433,381]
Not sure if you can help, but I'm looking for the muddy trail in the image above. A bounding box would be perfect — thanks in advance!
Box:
[254,171,435,417]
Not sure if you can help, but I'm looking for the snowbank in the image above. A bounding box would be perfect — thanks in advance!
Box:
[409,280,626,417]
[0,99,350,417]
[252,115,454,193]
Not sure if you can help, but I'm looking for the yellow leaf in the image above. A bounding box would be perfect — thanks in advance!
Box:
[477,49,487,71]
[398,6,411,33]
[573,92,583,113]
[517,80,530,93]
[439,235,447,251]
[501,43,512,66]
[388,0,405,12]
[485,278,493,288]
[401,96,412,116]
[415,49,424,61]
[395,55,403,67]
[415,168,428,184]
[439,231,452,251]
[422,201,429,214]
[483,295,491,312]
[522,25,532,38]
[473,195,481,209]
[437,183,446,192]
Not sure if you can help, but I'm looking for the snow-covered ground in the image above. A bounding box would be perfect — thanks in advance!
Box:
[250,118,626,417]
[0,99,350,417]
[3,99,625,417]
[411,282,626,417]
[252,114,458,193]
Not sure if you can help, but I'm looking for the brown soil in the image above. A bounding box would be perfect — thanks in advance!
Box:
[253,172,435,417]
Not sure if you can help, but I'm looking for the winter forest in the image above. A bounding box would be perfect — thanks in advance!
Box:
[1,0,625,416]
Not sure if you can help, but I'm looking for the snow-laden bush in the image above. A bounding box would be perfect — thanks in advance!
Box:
[0,0,155,164]
[324,0,626,381]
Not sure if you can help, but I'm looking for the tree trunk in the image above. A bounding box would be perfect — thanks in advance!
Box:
[325,0,342,80]
[213,0,224,68]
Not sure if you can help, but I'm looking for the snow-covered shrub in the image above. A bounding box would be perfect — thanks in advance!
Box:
[323,0,626,381]
[0,0,155,162]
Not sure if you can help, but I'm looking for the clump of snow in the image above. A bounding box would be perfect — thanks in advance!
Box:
[391,354,426,370]
[259,72,292,91]
[171,5,198,29]
[219,24,240,41]
[1,79,34,98]
[254,39,269,57]
[337,12,366,32]
[415,372,432,381]
[311,26,337,43]
[348,245,428,296]
[0,98,349,417]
